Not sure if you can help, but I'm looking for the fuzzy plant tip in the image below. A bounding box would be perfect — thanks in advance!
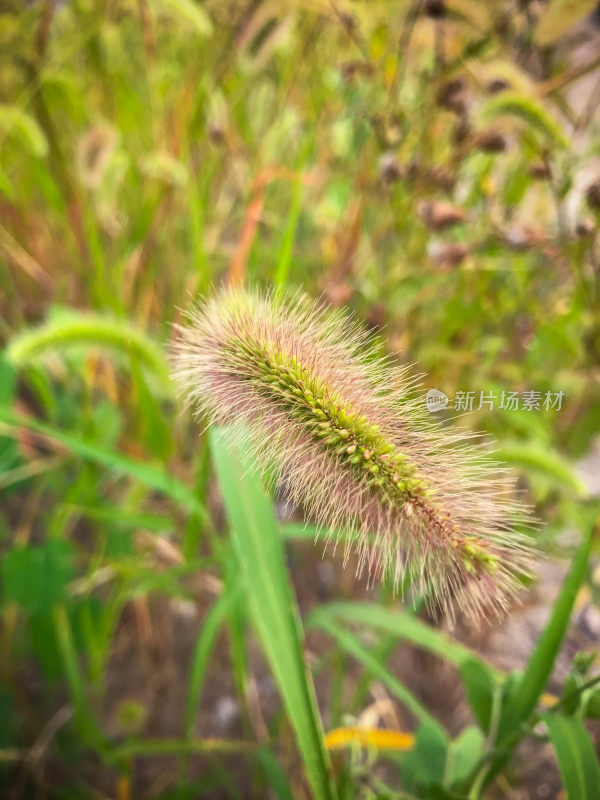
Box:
[172,286,535,624]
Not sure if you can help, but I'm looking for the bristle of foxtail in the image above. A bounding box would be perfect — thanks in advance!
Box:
[171,286,534,624]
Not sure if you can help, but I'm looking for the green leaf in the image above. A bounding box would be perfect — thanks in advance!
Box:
[401,721,448,791]
[1,539,74,613]
[274,135,312,287]
[583,690,600,719]
[0,356,19,475]
[543,713,600,798]
[446,726,484,787]
[0,356,16,406]
[498,528,592,742]
[210,427,337,800]
[560,653,598,715]
[480,527,594,790]
[185,587,239,737]
[131,359,173,460]
[459,658,498,734]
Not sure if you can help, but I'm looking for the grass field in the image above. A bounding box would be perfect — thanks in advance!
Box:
[1,1,600,798]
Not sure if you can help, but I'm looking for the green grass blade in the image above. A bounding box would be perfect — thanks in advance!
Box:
[459,658,501,734]
[498,527,592,742]
[257,748,296,800]
[542,713,600,798]
[313,602,498,674]
[309,613,446,738]
[185,587,240,737]
[477,525,595,790]
[497,441,586,496]
[52,605,105,751]
[0,409,208,523]
[111,738,254,759]
[210,428,338,800]
[274,136,311,287]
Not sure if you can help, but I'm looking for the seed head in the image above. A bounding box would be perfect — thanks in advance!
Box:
[172,287,534,623]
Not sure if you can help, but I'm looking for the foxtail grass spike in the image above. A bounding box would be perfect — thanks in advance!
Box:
[172,287,534,623]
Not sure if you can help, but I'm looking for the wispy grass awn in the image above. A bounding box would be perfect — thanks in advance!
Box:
[172,287,533,622]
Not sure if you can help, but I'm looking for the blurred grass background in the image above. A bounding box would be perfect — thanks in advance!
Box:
[1,1,600,798]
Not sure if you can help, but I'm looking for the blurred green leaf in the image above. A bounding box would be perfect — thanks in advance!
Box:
[0,356,19,475]
[131,360,173,460]
[185,586,239,737]
[497,440,586,496]
[257,748,295,800]
[459,658,499,734]
[0,409,208,523]
[583,689,600,719]
[53,604,106,750]
[1,539,74,614]
[498,528,592,741]
[312,603,499,675]
[5,311,172,394]
[542,713,600,798]
[447,726,485,787]
[401,721,448,792]
[560,652,598,715]
[480,525,595,789]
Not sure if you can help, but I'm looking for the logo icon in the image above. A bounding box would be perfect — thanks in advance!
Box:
[426,388,449,413]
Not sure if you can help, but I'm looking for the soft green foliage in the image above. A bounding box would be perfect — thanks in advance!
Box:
[543,712,600,798]
[1,1,599,798]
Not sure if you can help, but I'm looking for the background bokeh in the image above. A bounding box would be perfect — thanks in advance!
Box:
[1,1,600,798]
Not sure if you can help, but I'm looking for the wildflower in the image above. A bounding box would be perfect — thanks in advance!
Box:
[172,287,533,622]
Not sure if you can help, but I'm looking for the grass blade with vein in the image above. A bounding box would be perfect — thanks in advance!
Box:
[210,427,338,800]
[542,712,600,799]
